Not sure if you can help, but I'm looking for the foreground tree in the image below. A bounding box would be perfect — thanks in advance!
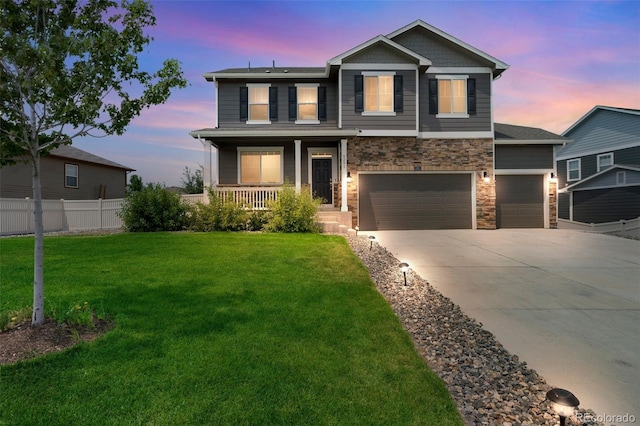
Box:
[180,165,203,194]
[0,0,187,325]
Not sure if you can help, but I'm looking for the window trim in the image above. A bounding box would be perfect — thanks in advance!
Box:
[435,75,469,118]
[246,84,271,124]
[361,71,396,116]
[237,147,284,185]
[567,158,581,182]
[597,152,614,171]
[65,163,79,188]
[294,83,320,125]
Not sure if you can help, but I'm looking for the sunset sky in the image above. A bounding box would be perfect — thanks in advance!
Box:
[72,0,640,187]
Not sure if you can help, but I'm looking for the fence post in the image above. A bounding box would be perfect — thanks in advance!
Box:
[26,197,34,234]
[99,198,103,230]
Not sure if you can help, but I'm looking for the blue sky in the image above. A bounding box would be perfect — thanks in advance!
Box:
[72,0,640,187]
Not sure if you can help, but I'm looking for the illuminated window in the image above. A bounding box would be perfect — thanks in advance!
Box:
[438,77,467,115]
[364,74,393,113]
[65,164,78,188]
[597,152,613,171]
[297,84,318,122]
[567,159,581,181]
[238,148,283,184]
[249,85,269,122]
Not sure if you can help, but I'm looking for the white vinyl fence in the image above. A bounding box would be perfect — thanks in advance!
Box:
[558,217,640,239]
[0,198,125,236]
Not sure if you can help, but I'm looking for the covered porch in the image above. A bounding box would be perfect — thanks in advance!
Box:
[189,128,357,225]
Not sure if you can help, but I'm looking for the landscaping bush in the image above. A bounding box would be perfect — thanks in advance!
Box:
[264,185,321,233]
[190,190,249,231]
[119,183,192,232]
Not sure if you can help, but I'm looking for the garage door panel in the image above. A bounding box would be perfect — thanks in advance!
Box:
[496,175,544,228]
[359,174,472,230]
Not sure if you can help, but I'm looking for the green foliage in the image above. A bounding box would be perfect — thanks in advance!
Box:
[180,165,204,194]
[119,183,192,232]
[0,233,463,425]
[264,185,321,233]
[190,191,248,231]
[0,306,32,331]
[127,174,144,193]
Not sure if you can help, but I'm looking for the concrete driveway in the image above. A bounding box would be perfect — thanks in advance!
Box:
[368,229,639,421]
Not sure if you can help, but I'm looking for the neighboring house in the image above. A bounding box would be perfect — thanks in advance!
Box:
[191,19,561,230]
[556,106,640,224]
[0,145,134,200]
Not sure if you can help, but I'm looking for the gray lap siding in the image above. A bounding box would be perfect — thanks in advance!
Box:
[216,80,338,128]
[420,73,492,132]
[341,69,417,130]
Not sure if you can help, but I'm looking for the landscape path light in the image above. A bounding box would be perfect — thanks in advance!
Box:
[399,262,409,286]
[546,388,580,426]
[368,235,375,250]
[355,225,359,236]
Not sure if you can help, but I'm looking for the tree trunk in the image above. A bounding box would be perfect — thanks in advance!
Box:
[32,152,45,325]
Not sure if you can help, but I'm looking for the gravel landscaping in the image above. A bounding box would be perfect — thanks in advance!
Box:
[346,233,602,426]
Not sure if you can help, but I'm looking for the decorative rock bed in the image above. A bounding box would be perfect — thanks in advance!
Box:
[346,234,602,426]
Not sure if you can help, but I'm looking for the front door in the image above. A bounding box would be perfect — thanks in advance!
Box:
[312,158,333,204]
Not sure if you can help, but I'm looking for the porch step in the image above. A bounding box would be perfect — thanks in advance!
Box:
[316,210,353,234]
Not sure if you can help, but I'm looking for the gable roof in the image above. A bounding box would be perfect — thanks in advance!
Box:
[494,123,568,145]
[386,20,509,78]
[556,105,640,160]
[48,145,134,171]
[558,164,640,192]
[327,34,432,67]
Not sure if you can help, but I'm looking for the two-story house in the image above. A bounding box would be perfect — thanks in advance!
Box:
[556,105,640,224]
[191,20,563,231]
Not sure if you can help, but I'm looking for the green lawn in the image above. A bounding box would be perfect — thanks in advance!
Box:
[0,233,462,425]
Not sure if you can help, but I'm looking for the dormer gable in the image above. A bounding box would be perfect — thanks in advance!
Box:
[328,35,431,68]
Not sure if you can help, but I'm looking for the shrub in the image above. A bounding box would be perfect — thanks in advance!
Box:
[119,183,192,232]
[264,185,321,233]
[190,190,249,232]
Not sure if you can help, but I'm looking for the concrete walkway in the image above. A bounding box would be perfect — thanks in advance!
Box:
[368,229,639,421]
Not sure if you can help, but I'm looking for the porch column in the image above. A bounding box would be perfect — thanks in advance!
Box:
[199,136,214,191]
[294,139,301,192]
[341,138,348,212]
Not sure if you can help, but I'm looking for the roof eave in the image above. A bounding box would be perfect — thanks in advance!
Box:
[190,128,360,139]
[494,139,568,145]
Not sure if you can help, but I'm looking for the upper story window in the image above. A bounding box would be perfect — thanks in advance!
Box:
[597,152,614,171]
[354,72,403,116]
[240,84,277,124]
[567,159,581,181]
[65,164,79,188]
[428,76,476,118]
[238,147,283,184]
[288,84,327,124]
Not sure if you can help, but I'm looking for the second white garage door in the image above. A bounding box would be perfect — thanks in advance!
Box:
[358,173,473,231]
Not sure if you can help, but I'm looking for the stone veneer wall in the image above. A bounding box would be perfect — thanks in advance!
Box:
[346,136,496,229]
[549,181,558,229]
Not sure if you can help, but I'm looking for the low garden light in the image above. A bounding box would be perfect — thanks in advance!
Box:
[355,225,359,236]
[399,262,409,286]
[546,388,580,426]
[369,235,375,250]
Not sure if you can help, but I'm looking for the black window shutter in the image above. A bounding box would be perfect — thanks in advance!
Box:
[428,79,438,115]
[467,78,476,115]
[318,86,327,121]
[354,75,364,113]
[239,87,248,120]
[269,87,278,121]
[394,75,403,113]
[288,87,297,121]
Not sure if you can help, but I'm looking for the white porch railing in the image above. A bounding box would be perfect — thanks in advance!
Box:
[209,186,282,210]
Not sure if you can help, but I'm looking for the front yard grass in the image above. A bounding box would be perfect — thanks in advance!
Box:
[0,232,462,425]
